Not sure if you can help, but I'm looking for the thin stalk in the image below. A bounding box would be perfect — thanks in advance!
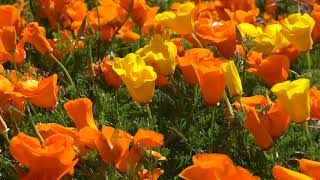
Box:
[9,108,20,133]
[26,102,44,144]
[302,120,315,159]
[95,1,101,62]
[0,115,10,144]
[223,92,235,123]
[88,39,95,76]
[50,53,75,88]
[307,51,312,70]
[191,32,203,48]
[146,104,153,121]
[2,132,10,144]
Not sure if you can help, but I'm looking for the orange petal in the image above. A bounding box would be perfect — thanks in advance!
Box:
[272,165,313,180]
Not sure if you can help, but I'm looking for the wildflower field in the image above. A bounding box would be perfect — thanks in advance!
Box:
[1,0,320,179]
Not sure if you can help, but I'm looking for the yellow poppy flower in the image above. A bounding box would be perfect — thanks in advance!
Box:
[154,2,195,35]
[136,34,177,76]
[281,13,315,52]
[271,78,310,123]
[112,53,157,104]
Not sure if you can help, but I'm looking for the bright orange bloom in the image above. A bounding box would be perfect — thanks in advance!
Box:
[178,48,214,85]
[312,3,320,42]
[272,165,313,180]
[139,168,164,180]
[0,26,16,52]
[262,101,291,139]
[193,60,225,106]
[9,133,78,180]
[300,159,320,179]
[134,129,164,148]
[170,38,185,57]
[100,57,123,88]
[247,52,290,85]
[129,0,160,26]
[0,5,20,28]
[95,126,133,167]
[221,0,257,11]
[225,8,260,24]
[234,95,268,110]
[22,22,53,55]
[310,86,320,120]
[244,107,273,150]
[14,74,59,109]
[179,153,260,180]
[116,22,140,43]
[275,45,300,63]
[194,19,236,57]
[64,98,98,130]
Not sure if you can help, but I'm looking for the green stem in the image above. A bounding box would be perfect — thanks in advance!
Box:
[289,69,300,78]
[223,92,235,123]
[9,108,20,133]
[50,53,75,88]
[146,104,153,121]
[26,102,44,144]
[2,132,10,144]
[191,32,203,48]
[302,120,315,159]
[307,51,312,70]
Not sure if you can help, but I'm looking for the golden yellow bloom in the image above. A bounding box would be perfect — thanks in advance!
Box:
[281,13,315,52]
[154,2,195,35]
[238,23,290,54]
[221,61,243,97]
[136,34,177,76]
[271,78,310,123]
[112,53,157,104]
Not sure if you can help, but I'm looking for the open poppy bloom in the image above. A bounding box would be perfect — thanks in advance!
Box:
[312,3,320,42]
[310,86,320,120]
[194,19,236,57]
[112,53,157,104]
[247,51,290,85]
[139,168,164,180]
[179,153,260,180]
[271,78,311,123]
[193,59,225,106]
[281,13,315,52]
[9,133,78,180]
[14,74,59,109]
[100,57,123,89]
[0,5,20,28]
[154,2,195,35]
[178,48,214,85]
[22,22,53,55]
[64,98,98,130]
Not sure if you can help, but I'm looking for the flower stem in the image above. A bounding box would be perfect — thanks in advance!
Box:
[0,115,10,144]
[306,51,312,70]
[223,92,235,123]
[191,32,203,48]
[302,120,315,159]
[146,104,153,121]
[2,132,10,144]
[50,53,75,88]
[26,102,44,144]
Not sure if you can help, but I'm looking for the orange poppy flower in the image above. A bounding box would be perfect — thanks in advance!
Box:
[221,0,257,11]
[225,8,260,24]
[247,52,290,85]
[272,165,313,180]
[9,133,78,180]
[0,64,4,73]
[139,168,164,180]
[275,45,300,64]
[194,19,236,57]
[95,126,133,166]
[116,22,140,43]
[300,159,320,179]
[22,22,53,55]
[193,60,225,107]
[15,74,59,109]
[312,3,320,42]
[179,153,259,180]
[64,98,98,130]
[129,0,160,27]
[0,26,16,52]
[234,95,268,110]
[262,101,291,139]
[37,123,101,155]
[100,57,123,88]
[115,129,164,172]
[244,107,273,150]
[0,5,20,28]
[310,86,320,120]
[178,48,214,85]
